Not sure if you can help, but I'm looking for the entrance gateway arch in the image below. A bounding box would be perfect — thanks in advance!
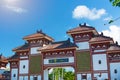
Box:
[9,23,120,80]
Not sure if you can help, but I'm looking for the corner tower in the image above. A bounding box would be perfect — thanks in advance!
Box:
[9,30,54,80]
[67,23,98,80]
[107,42,120,80]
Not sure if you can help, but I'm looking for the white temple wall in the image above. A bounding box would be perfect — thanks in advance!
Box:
[110,62,120,80]
[30,47,40,54]
[19,60,29,74]
[77,73,91,80]
[92,54,107,70]
[94,73,108,80]
[19,76,28,80]
[44,69,49,80]
[11,68,18,80]
[30,75,41,80]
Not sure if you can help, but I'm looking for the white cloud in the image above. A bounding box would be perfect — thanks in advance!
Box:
[102,25,120,44]
[5,5,27,14]
[72,5,106,20]
[0,0,27,14]
[104,16,113,21]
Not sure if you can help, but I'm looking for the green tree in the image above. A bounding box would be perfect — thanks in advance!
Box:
[49,68,66,80]
[49,73,53,80]
[106,0,120,25]
[63,71,75,80]
[49,68,75,80]
[109,0,120,7]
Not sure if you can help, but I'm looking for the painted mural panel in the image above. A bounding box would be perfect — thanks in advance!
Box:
[29,55,42,74]
[76,51,91,72]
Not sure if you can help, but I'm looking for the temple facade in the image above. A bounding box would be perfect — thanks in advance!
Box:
[9,23,120,80]
[0,54,10,80]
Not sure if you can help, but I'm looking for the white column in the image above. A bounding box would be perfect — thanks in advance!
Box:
[53,71,54,80]
[44,69,49,80]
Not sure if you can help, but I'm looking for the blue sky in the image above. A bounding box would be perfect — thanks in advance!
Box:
[0,0,120,57]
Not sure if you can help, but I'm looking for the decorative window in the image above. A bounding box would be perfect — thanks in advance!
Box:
[82,75,87,79]
[114,69,117,74]
[23,65,25,69]
[33,76,38,80]
[98,74,101,77]
[13,74,16,77]
[98,60,101,64]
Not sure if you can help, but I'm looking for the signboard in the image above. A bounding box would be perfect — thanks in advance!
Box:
[49,58,69,63]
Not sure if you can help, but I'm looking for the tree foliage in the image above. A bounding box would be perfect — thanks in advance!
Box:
[110,0,120,7]
[49,68,75,80]
[63,71,75,80]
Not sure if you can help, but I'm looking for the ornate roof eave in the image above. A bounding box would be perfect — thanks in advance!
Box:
[40,47,77,53]
[44,36,54,42]
[67,29,98,36]
[12,49,29,52]
[89,40,114,44]
[23,36,54,42]
[8,59,19,62]
[0,60,8,63]
[107,50,120,53]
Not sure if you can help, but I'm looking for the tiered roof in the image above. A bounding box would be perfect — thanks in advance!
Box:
[89,33,113,44]
[8,53,19,61]
[107,42,120,53]
[13,30,54,52]
[0,54,8,63]
[39,38,77,52]
[23,30,54,42]
[0,54,8,68]
[67,23,98,35]
[12,43,29,52]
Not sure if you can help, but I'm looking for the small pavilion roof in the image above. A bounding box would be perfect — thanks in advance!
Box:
[39,38,77,52]
[89,33,113,44]
[12,43,29,52]
[67,23,98,35]
[107,42,120,53]
[23,30,54,42]
[8,53,19,61]
[0,54,8,63]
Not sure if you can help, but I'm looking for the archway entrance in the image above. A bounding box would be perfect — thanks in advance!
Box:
[44,67,75,80]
